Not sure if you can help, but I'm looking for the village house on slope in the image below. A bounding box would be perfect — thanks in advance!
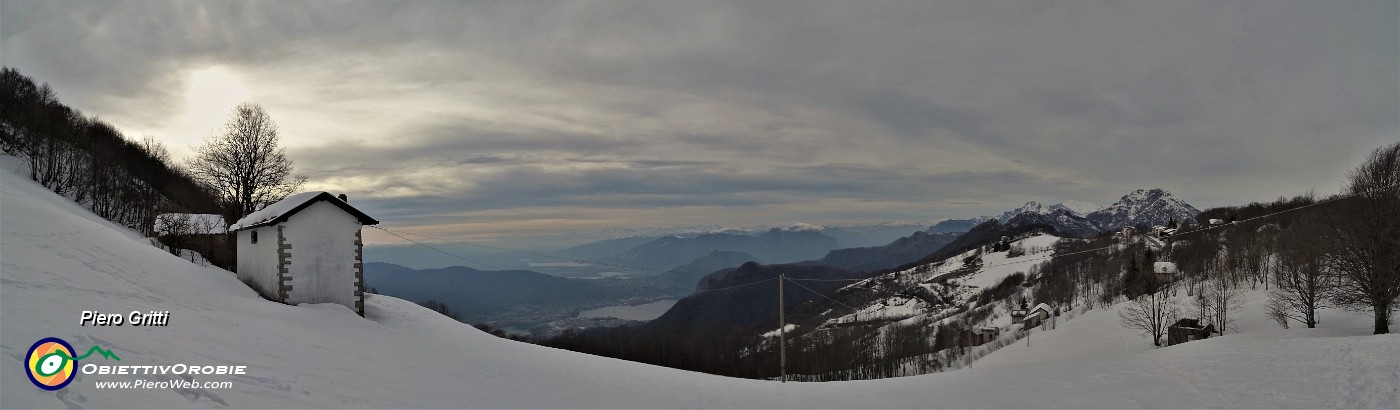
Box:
[228,192,378,316]
[962,326,1001,347]
[1011,302,1055,328]
[1153,261,1179,284]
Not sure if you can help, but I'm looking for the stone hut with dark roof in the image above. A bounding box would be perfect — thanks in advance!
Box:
[1167,318,1216,346]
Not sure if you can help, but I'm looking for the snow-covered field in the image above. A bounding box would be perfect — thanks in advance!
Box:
[958,234,1060,289]
[2,159,1396,408]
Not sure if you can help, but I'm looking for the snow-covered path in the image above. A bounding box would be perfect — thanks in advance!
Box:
[2,159,1396,408]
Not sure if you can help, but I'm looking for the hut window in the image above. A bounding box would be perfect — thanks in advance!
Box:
[251,231,258,244]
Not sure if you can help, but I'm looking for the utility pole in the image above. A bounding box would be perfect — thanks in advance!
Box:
[778,273,786,383]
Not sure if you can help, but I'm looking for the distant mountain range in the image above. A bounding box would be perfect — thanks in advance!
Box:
[610,228,840,271]
[647,262,865,335]
[555,235,660,261]
[554,224,928,271]
[650,250,758,294]
[926,217,990,233]
[361,262,643,324]
[365,187,1201,338]
[802,231,962,272]
[817,224,937,248]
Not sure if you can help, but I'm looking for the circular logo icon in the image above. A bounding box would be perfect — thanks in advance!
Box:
[26,337,76,391]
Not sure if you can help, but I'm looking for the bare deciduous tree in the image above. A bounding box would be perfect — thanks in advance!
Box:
[1322,143,1400,334]
[188,103,305,219]
[1268,215,1332,328]
[1193,287,1214,330]
[1206,277,1244,335]
[139,135,172,165]
[1119,291,1179,346]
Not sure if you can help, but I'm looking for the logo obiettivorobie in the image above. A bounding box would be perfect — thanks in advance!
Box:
[25,337,121,390]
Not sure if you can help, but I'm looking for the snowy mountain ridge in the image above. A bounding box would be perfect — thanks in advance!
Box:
[997,201,1087,223]
[990,188,1199,237]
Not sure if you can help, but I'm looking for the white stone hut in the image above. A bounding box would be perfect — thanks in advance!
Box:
[228,192,378,316]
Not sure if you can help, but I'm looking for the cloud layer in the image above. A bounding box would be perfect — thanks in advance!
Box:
[4,0,1395,243]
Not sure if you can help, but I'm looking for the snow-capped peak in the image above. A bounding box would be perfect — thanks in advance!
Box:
[998,200,1100,223]
[998,201,1050,223]
[1085,188,1200,230]
[785,222,825,232]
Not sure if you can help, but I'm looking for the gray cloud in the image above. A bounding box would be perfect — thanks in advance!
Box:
[2,0,1395,242]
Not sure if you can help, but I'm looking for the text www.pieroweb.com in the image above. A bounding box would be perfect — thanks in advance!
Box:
[94,379,233,389]
[85,364,244,389]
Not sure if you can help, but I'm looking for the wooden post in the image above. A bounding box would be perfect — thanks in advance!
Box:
[779,273,786,383]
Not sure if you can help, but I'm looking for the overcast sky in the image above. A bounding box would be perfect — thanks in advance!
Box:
[3,0,1395,244]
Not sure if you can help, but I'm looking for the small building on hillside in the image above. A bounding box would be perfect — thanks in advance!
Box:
[229,192,378,316]
[1012,301,1054,327]
[963,326,1000,347]
[1153,261,1179,284]
[154,213,233,269]
[1167,318,1216,346]
[1022,303,1053,328]
[1010,300,1029,323]
[155,213,226,236]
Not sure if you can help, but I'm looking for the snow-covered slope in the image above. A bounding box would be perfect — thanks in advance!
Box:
[977,287,1382,371]
[821,234,1061,325]
[2,160,1394,408]
[970,285,1396,408]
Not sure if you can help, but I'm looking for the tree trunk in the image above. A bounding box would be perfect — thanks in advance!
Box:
[1375,303,1390,334]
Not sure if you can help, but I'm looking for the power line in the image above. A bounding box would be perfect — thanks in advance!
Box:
[1167,182,1398,239]
[370,225,502,270]
[786,277,867,282]
[784,277,862,313]
[691,277,778,293]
